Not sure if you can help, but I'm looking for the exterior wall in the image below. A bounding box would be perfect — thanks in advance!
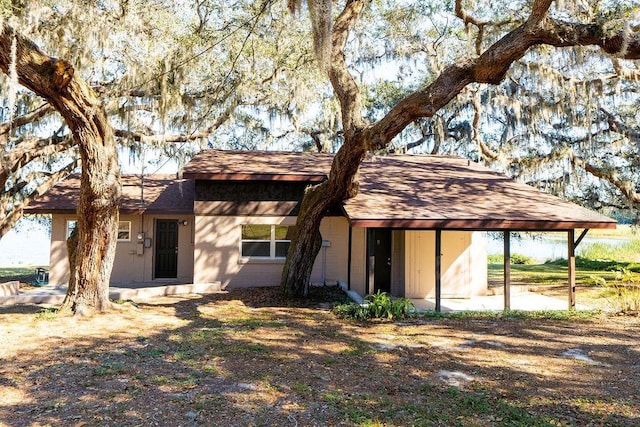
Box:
[348,226,367,296]
[468,231,488,296]
[311,217,350,285]
[404,230,487,299]
[48,213,194,285]
[49,215,71,286]
[193,215,349,288]
[347,228,487,299]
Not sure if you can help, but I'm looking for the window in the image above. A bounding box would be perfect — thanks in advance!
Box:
[66,220,77,239]
[66,220,131,241]
[241,225,295,259]
[117,221,131,242]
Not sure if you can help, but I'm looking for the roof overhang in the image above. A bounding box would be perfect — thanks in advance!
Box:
[347,218,617,230]
[183,172,326,182]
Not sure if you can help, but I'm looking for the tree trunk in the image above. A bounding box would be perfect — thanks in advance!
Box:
[281,0,640,297]
[281,137,366,296]
[0,25,121,315]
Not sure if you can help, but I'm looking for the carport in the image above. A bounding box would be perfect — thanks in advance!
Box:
[342,155,616,311]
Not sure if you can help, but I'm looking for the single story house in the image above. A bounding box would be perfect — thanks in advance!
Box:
[25,150,616,308]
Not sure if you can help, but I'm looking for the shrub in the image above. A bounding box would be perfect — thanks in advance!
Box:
[591,268,640,314]
[487,253,535,265]
[332,291,417,321]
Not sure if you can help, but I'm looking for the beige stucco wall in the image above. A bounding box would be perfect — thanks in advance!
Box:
[49,213,194,285]
[348,226,367,296]
[347,229,487,299]
[404,230,487,299]
[193,215,349,288]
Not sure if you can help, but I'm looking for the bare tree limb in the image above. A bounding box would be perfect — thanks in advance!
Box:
[0,103,53,138]
[570,154,640,205]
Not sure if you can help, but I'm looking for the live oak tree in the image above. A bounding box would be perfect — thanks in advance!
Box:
[0,1,329,314]
[0,0,328,235]
[3,1,640,302]
[0,24,121,314]
[280,0,640,296]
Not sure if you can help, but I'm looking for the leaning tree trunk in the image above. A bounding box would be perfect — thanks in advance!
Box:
[0,25,121,315]
[281,138,366,296]
[281,0,640,297]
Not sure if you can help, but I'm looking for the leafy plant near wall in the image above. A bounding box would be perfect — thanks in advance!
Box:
[591,268,640,314]
[332,292,417,321]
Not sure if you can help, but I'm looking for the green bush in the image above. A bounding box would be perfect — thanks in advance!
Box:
[548,257,640,272]
[487,253,535,265]
[592,268,640,314]
[332,291,417,321]
[332,302,368,320]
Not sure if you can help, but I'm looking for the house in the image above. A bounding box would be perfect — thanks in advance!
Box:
[26,175,196,285]
[25,150,616,307]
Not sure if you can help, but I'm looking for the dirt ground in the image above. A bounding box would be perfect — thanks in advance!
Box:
[0,286,639,426]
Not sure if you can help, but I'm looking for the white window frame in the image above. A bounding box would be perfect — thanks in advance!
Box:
[66,220,77,239]
[240,224,293,260]
[117,221,132,242]
[66,220,131,241]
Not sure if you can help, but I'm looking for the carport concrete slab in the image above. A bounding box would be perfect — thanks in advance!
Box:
[411,291,591,312]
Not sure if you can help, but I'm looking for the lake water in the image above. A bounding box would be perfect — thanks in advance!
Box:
[486,233,629,262]
[0,220,50,266]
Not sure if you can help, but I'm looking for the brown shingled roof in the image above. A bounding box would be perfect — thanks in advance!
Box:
[183,149,330,181]
[184,150,615,230]
[24,174,194,215]
[26,151,616,230]
[347,155,615,230]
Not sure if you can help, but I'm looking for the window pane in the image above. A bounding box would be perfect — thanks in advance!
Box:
[242,225,271,240]
[275,241,290,258]
[117,221,131,241]
[242,242,270,257]
[66,220,77,238]
[274,225,295,240]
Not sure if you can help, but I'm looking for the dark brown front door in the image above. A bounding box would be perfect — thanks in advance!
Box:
[155,219,178,279]
[367,228,392,294]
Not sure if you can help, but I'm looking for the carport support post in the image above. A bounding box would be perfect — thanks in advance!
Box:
[568,229,576,310]
[503,231,511,310]
[435,229,442,312]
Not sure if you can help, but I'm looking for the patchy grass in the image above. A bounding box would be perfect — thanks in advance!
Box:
[487,261,619,287]
[0,287,638,426]
[488,258,640,311]
[579,239,640,263]
[0,265,46,284]
[487,258,640,287]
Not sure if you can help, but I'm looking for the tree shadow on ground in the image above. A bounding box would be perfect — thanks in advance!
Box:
[1,287,638,426]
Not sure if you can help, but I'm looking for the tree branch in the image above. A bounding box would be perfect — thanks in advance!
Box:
[366,7,640,150]
[0,103,53,138]
[570,154,640,205]
[328,0,368,132]
[0,160,77,238]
